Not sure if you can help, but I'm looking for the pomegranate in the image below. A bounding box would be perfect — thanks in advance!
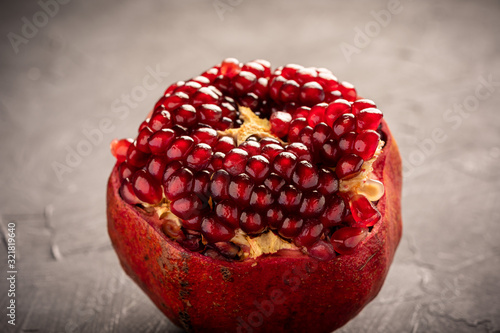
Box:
[107,58,402,332]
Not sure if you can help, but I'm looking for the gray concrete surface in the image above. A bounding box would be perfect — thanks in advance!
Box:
[0,0,499,332]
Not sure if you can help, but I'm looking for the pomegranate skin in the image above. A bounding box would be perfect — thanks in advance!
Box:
[107,120,402,333]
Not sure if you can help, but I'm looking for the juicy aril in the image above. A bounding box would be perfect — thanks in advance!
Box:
[107,58,402,333]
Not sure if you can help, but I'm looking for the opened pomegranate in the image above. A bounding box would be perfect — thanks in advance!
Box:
[107,58,402,333]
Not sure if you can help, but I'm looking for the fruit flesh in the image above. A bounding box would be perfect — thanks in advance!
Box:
[107,119,402,333]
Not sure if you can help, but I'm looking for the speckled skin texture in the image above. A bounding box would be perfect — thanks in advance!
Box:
[107,120,402,333]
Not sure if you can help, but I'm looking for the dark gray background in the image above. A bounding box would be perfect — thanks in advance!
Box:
[1,0,499,332]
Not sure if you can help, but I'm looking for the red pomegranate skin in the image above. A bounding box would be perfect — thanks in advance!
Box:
[107,120,402,333]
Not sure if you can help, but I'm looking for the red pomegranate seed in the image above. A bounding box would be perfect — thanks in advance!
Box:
[119,178,142,205]
[192,75,211,86]
[233,71,257,94]
[228,173,254,206]
[148,129,176,155]
[126,142,150,168]
[208,151,225,172]
[270,111,292,138]
[210,170,231,201]
[308,240,336,261]
[294,220,324,248]
[285,142,312,162]
[277,184,302,212]
[198,104,223,125]
[111,138,133,162]
[331,227,368,255]
[311,122,333,150]
[259,137,281,146]
[191,127,218,146]
[249,185,274,211]
[319,139,341,166]
[338,81,357,102]
[295,67,317,84]
[193,170,211,200]
[292,106,310,120]
[149,110,173,131]
[317,71,339,91]
[263,173,286,195]
[214,136,236,154]
[163,92,190,111]
[220,58,241,78]
[280,80,300,103]
[173,104,197,128]
[332,113,357,138]
[146,156,167,181]
[281,64,302,79]
[164,168,194,200]
[292,160,319,191]
[240,210,266,234]
[170,193,204,220]
[320,195,345,227]
[118,162,137,181]
[324,99,351,127]
[353,130,380,160]
[241,61,265,77]
[317,168,339,195]
[164,80,184,96]
[201,67,219,82]
[192,87,220,107]
[338,132,357,154]
[279,216,304,239]
[287,117,308,142]
[253,59,272,76]
[132,170,163,205]
[182,215,204,232]
[171,124,188,137]
[253,77,269,99]
[201,215,235,243]
[239,140,261,156]
[300,81,325,105]
[223,148,249,176]
[265,205,285,229]
[261,143,284,163]
[217,117,233,131]
[356,108,383,131]
[186,143,213,170]
[215,199,240,229]
[307,103,327,127]
[351,99,376,115]
[246,155,270,183]
[269,76,286,101]
[272,152,298,181]
[298,126,314,150]
[166,136,194,161]
[299,191,326,218]
[178,81,203,96]
[349,194,381,227]
[162,160,183,184]
[335,154,364,179]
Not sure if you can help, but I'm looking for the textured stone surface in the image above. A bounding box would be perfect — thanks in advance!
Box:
[0,0,499,332]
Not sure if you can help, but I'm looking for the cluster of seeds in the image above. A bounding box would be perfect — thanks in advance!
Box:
[110,58,385,261]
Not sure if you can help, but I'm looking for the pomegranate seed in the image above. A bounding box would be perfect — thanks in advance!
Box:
[178,80,202,95]
[249,185,274,211]
[331,227,368,255]
[228,173,254,206]
[208,151,225,172]
[261,143,284,162]
[298,126,314,150]
[351,99,376,115]
[280,80,300,103]
[118,162,137,181]
[279,216,304,239]
[292,160,319,191]
[300,81,325,105]
[311,122,333,150]
[335,154,364,179]
[149,110,173,131]
[111,138,133,162]
[217,117,233,131]
[319,139,341,166]
[353,130,380,160]
[119,178,141,205]
[356,108,383,131]
[233,71,257,94]
[294,220,324,247]
[164,168,194,200]
[201,67,219,82]
[338,81,357,102]
[201,215,235,243]
[285,142,312,162]
[198,104,223,125]
[332,113,357,138]
[186,143,213,170]
[287,117,308,142]
[163,92,190,111]
[281,64,302,79]
[272,152,298,181]
[182,215,204,232]
[172,104,197,128]
[292,106,310,119]
[265,205,285,229]
[213,241,240,259]
[324,99,351,127]
[349,194,381,227]
[132,170,163,205]
[240,210,266,234]
[215,199,241,229]
[308,240,336,261]
[320,195,345,227]
[223,148,249,176]
[210,170,231,201]
[171,124,188,137]
[148,129,176,155]
[191,127,218,146]
[259,137,281,146]
[192,75,211,86]
[166,136,194,161]
[162,160,183,184]
[164,80,184,96]
[126,142,149,168]
[307,103,327,127]
[338,132,357,154]
[242,61,265,77]
[239,140,261,156]
[253,78,269,99]
[246,155,270,183]
[191,87,219,107]
[299,191,326,218]
[269,76,286,101]
[193,170,211,200]
[146,156,168,181]
[270,111,292,138]
[220,58,241,78]
[295,67,317,84]
[253,59,271,76]
[263,173,286,196]
[317,168,339,195]
[277,185,302,212]
[214,136,236,154]
[170,193,204,220]
[317,71,339,91]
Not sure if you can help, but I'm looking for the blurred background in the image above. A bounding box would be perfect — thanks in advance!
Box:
[0,0,499,332]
